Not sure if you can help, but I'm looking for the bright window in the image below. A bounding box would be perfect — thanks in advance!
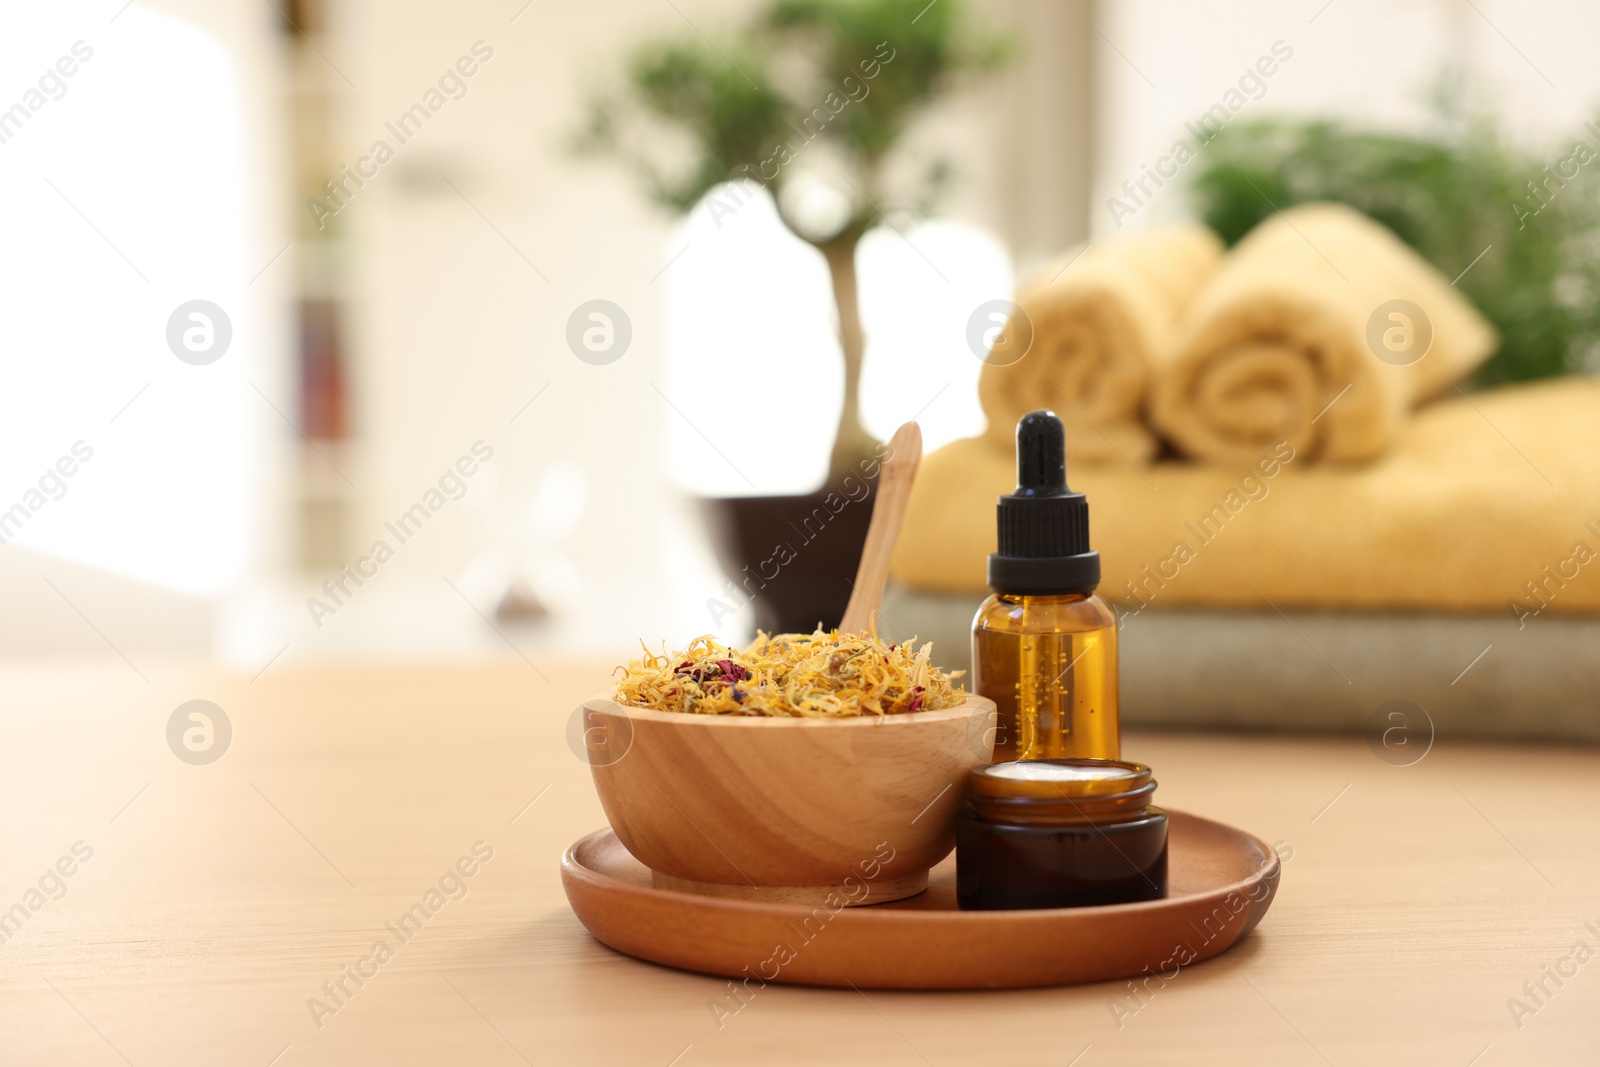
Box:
[0,6,258,596]
[663,183,1008,496]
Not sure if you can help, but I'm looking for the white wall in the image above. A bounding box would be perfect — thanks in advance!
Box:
[291,0,1046,656]
[313,0,720,655]
[1092,0,1600,237]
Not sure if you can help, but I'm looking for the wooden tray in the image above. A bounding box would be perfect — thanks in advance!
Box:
[562,810,1280,989]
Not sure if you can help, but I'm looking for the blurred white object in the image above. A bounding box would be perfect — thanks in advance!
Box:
[0,3,274,598]
[0,546,212,659]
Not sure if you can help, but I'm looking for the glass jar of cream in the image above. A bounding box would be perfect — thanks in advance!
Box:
[956,758,1168,910]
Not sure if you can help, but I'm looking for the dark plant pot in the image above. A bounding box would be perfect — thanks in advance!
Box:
[704,481,877,635]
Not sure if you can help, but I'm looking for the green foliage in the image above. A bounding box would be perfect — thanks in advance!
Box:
[571,0,1014,480]
[763,0,1011,169]
[584,39,787,213]
[574,0,1013,236]
[1187,114,1600,384]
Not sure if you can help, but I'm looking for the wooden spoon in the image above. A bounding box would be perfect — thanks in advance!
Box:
[839,421,923,635]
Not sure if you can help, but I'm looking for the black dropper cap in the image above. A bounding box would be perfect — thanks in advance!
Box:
[986,410,1101,596]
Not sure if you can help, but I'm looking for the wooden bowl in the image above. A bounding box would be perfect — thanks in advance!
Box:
[577,693,997,906]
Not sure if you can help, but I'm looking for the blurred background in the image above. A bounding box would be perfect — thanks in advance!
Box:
[3,0,1597,728]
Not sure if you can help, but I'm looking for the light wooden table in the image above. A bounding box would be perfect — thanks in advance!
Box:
[3,659,1597,1065]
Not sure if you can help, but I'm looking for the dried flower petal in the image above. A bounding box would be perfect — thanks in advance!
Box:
[615,628,964,718]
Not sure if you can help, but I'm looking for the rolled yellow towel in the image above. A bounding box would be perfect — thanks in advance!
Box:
[1149,202,1500,465]
[979,225,1223,465]
[893,377,1600,617]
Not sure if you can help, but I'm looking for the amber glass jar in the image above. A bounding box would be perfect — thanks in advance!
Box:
[956,758,1167,910]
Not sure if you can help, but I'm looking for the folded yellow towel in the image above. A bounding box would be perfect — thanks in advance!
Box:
[893,378,1600,618]
[978,225,1223,465]
[1149,203,1500,465]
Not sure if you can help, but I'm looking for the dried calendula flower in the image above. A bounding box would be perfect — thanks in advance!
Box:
[615,628,965,717]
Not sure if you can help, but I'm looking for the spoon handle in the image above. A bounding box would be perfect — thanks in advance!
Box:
[840,421,923,635]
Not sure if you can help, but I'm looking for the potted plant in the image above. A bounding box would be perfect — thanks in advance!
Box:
[575,0,1011,632]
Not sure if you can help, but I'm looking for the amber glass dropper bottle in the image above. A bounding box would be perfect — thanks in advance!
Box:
[972,410,1119,762]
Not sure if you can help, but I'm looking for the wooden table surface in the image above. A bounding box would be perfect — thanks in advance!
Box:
[3,658,1597,1065]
